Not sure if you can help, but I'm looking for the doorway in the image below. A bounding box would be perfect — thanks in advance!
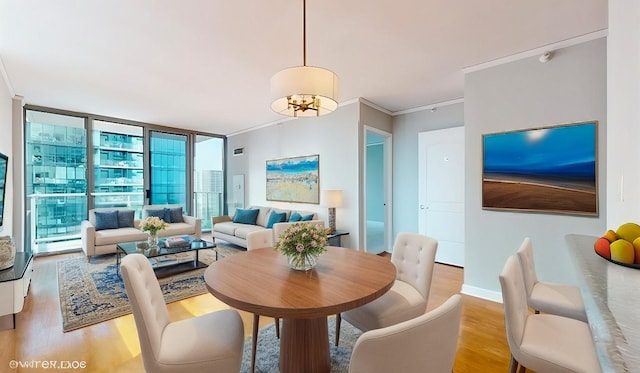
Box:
[364,127,392,254]
[418,126,465,267]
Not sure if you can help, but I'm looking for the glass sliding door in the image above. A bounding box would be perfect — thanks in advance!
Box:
[92,121,145,217]
[193,135,224,230]
[25,110,88,254]
[149,131,188,208]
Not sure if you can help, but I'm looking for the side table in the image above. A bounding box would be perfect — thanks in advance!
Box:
[0,251,34,330]
[327,230,349,247]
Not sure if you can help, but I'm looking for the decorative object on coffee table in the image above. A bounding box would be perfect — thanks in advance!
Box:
[0,236,16,270]
[139,216,168,250]
[274,222,327,271]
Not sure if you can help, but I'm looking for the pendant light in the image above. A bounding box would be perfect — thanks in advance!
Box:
[270,0,339,117]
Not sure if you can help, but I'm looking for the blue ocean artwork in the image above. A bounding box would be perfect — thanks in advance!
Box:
[483,122,596,181]
[266,155,320,203]
[266,157,318,174]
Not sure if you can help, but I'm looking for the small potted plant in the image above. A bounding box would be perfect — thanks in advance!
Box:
[139,216,169,249]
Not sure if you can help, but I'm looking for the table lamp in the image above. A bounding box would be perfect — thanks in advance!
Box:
[322,190,343,234]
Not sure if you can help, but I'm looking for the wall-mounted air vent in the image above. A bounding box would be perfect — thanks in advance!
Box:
[233,147,244,156]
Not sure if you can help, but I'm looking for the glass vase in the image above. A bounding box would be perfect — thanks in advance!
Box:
[288,252,319,271]
[147,232,159,250]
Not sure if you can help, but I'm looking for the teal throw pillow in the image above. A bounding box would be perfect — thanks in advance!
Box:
[95,211,119,230]
[266,211,287,229]
[300,214,315,221]
[289,212,302,222]
[117,210,135,228]
[146,209,166,220]
[233,208,260,225]
[168,207,184,223]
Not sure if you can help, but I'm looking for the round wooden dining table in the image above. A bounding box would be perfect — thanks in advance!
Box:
[204,246,396,373]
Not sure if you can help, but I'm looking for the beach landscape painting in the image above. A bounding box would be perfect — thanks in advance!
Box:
[266,155,319,204]
[482,121,598,216]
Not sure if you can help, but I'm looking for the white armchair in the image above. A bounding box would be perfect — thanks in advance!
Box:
[517,237,587,322]
[121,253,244,372]
[245,229,279,373]
[349,294,463,373]
[336,232,437,345]
[500,255,600,373]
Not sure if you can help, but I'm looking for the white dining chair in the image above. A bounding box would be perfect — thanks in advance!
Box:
[336,232,437,345]
[246,229,280,373]
[500,255,601,373]
[516,237,588,322]
[120,253,244,373]
[348,293,462,373]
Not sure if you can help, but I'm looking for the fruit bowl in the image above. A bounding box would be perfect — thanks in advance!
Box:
[594,223,640,269]
[593,249,640,269]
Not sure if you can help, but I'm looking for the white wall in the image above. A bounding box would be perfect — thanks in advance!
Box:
[226,102,361,248]
[464,38,607,300]
[391,103,464,238]
[0,70,13,236]
[606,0,640,227]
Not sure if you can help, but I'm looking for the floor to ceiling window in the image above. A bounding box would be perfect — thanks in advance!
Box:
[149,131,188,208]
[25,110,88,254]
[193,135,225,230]
[92,121,144,217]
[23,107,226,254]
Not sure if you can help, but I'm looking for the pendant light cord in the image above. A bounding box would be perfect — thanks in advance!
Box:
[303,0,307,66]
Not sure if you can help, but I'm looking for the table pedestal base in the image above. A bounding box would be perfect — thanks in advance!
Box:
[280,317,330,373]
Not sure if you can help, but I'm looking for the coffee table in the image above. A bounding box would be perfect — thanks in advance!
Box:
[116,236,215,278]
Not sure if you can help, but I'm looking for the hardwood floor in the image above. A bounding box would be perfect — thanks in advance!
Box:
[0,250,510,372]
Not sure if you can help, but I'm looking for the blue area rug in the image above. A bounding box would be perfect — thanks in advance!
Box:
[57,246,240,332]
[240,317,361,373]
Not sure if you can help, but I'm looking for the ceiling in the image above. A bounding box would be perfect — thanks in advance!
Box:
[0,0,607,136]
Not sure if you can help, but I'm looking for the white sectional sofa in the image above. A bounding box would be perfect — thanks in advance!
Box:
[81,204,201,262]
[211,206,322,248]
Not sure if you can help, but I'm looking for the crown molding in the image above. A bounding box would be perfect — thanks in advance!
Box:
[463,29,608,74]
[393,98,464,116]
[358,98,393,115]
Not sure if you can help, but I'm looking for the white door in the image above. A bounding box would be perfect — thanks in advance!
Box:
[418,127,465,267]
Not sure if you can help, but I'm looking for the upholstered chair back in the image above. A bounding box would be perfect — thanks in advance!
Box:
[516,237,539,298]
[499,255,528,348]
[349,294,462,373]
[246,230,274,250]
[273,221,325,244]
[390,232,438,301]
[121,254,171,368]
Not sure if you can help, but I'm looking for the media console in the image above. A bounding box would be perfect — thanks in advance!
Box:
[0,251,33,330]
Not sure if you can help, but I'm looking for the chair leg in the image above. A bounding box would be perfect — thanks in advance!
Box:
[509,355,523,373]
[252,314,259,373]
[335,313,342,346]
[275,317,280,339]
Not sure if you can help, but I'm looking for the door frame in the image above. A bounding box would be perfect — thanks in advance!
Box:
[363,126,392,253]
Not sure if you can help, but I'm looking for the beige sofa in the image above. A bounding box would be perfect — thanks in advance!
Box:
[81,204,202,262]
[212,206,322,248]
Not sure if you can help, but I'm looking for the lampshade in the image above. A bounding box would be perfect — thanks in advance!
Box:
[270,0,339,117]
[270,66,339,117]
[322,190,343,208]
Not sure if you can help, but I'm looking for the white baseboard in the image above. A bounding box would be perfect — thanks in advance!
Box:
[461,284,503,304]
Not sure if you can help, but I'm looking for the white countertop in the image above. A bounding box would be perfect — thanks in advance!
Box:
[566,234,640,373]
